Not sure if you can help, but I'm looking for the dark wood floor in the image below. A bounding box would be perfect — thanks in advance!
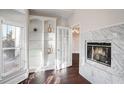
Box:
[19,53,90,84]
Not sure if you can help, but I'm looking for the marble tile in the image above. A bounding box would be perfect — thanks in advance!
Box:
[80,23,124,83]
[79,64,93,83]
[92,67,112,84]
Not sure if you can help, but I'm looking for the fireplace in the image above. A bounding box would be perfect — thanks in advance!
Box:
[87,42,111,67]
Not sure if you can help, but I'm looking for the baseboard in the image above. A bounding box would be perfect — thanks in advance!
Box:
[29,65,55,72]
[0,70,28,84]
[43,65,55,71]
[29,63,72,72]
[6,72,28,84]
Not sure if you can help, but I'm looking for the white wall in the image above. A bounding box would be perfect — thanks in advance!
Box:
[68,9,124,83]
[68,10,124,55]
[68,10,124,32]
[72,33,79,53]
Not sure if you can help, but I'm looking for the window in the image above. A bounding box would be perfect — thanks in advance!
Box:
[2,24,23,76]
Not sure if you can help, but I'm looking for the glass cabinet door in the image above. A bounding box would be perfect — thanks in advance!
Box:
[57,27,71,70]
[1,24,23,77]
[56,28,62,69]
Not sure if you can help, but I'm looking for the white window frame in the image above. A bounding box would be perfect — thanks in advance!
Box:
[1,20,24,77]
[0,18,3,80]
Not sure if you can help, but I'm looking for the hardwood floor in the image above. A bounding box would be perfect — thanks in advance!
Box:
[19,53,90,84]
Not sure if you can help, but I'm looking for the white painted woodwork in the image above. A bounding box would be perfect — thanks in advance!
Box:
[56,27,72,70]
[29,15,56,71]
[0,9,28,84]
[29,15,72,72]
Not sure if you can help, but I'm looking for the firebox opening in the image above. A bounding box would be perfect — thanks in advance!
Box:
[87,42,111,67]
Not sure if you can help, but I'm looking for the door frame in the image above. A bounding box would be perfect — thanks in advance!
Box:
[70,24,80,66]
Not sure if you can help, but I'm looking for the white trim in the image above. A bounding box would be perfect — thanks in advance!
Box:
[14,9,27,14]
[0,17,27,83]
[56,26,72,70]
[0,18,2,80]
[0,70,28,84]
[1,68,21,77]
[30,15,56,21]
[6,73,28,84]
[29,15,57,72]
[1,23,22,77]
[57,26,69,30]
[3,20,25,27]
[30,15,43,21]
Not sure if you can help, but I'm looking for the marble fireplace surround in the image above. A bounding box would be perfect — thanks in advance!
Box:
[79,23,124,84]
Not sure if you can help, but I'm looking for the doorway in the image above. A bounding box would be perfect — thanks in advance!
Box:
[72,24,80,67]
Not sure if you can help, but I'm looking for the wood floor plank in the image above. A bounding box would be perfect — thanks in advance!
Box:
[19,54,91,84]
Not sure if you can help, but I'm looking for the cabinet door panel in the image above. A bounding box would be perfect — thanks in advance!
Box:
[44,20,56,69]
[57,29,62,69]
[57,27,72,69]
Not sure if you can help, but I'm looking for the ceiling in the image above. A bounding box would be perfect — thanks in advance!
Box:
[30,9,124,19]
[29,9,75,19]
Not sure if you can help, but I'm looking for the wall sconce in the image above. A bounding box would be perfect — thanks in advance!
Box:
[48,24,53,32]
[72,24,80,34]
[33,28,37,32]
[48,47,53,54]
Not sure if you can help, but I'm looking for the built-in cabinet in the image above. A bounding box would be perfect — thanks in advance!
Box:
[29,16,56,71]
[29,15,72,71]
[44,18,56,70]
[29,16,44,72]
[56,27,72,69]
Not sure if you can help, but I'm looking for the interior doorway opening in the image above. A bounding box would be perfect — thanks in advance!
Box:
[71,24,80,67]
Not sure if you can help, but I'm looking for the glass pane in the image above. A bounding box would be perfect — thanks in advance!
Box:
[3,49,20,74]
[2,24,21,48]
[2,24,8,40]
[93,46,111,65]
[87,46,92,59]
[15,27,21,47]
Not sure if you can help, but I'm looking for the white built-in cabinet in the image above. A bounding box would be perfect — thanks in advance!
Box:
[0,9,28,84]
[44,18,56,70]
[29,15,72,71]
[56,27,72,70]
[29,15,56,71]
[29,16,44,72]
